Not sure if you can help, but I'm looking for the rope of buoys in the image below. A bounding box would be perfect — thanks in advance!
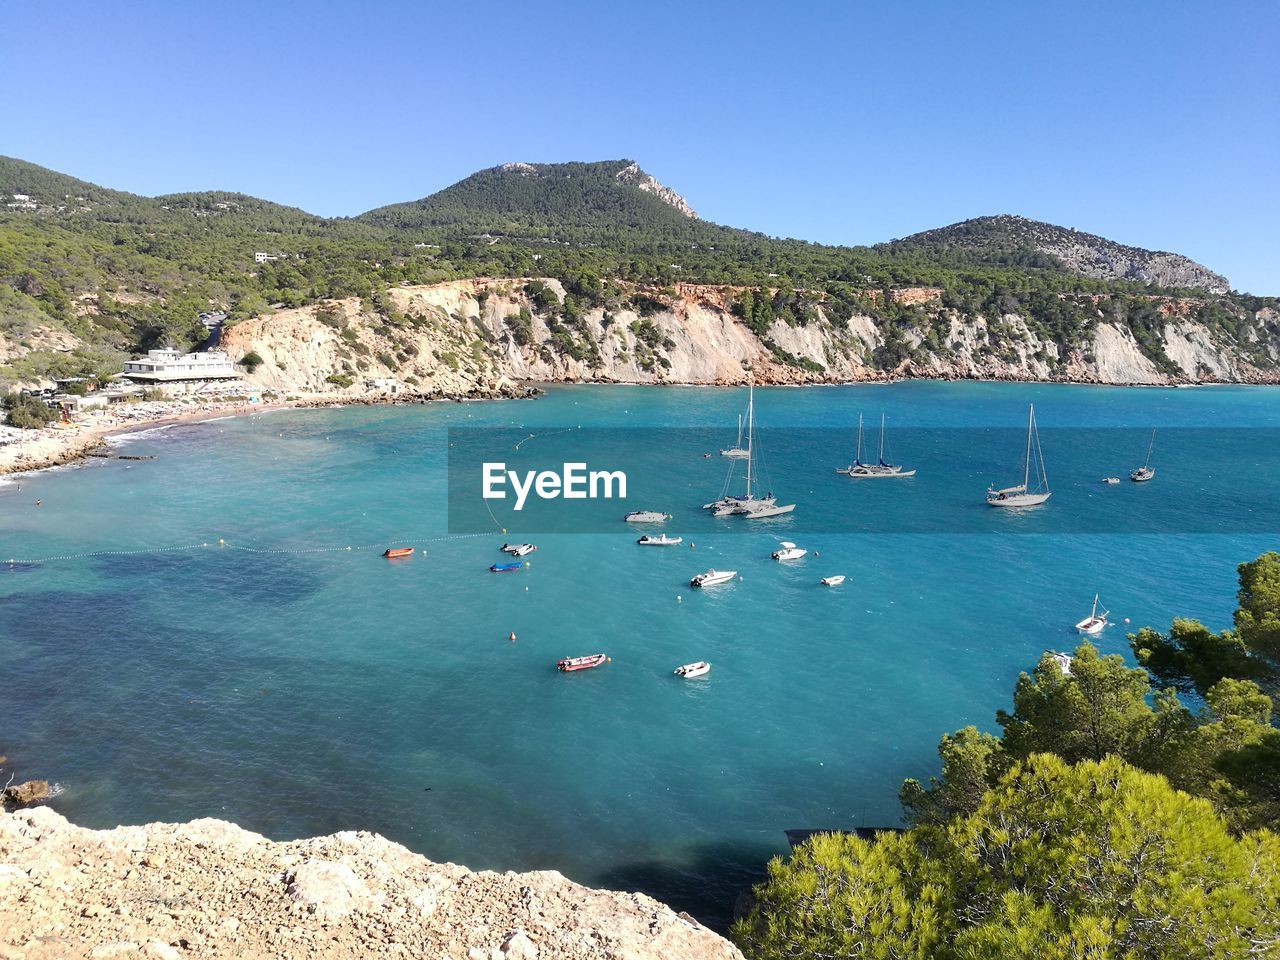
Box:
[5,532,491,567]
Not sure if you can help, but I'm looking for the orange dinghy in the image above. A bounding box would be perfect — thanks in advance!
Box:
[383,547,414,559]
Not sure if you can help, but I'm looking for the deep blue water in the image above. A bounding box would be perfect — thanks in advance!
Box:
[2,381,1278,928]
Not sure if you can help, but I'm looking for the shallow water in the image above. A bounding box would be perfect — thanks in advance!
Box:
[2,382,1278,928]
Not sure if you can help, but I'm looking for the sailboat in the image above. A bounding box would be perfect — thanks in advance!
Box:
[720,414,749,459]
[1074,594,1109,635]
[1130,429,1156,482]
[986,403,1051,507]
[838,413,916,478]
[704,378,795,518]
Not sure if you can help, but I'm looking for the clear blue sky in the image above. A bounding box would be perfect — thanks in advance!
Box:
[4,0,1277,293]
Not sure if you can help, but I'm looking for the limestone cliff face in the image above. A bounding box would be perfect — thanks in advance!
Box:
[0,807,743,960]
[217,279,1280,398]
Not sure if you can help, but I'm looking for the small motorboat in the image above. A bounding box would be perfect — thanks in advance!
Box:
[638,534,683,546]
[625,510,671,523]
[1045,650,1074,676]
[506,543,537,557]
[558,653,610,672]
[690,569,737,588]
[674,661,711,679]
[1101,477,1120,484]
[489,561,525,573]
[820,575,846,586]
[772,541,807,561]
[1075,594,1109,635]
[383,547,414,559]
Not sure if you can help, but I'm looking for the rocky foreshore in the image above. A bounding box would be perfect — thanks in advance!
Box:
[0,808,743,960]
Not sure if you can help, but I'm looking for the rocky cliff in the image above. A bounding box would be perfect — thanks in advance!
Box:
[0,808,742,960]
[216,278,1280,398]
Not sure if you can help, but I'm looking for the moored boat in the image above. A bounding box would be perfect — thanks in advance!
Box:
[772,541,807,560]
[674,661,711,678]
[1101,477,1120,484]
[383,547,414,558]
[489,561,525,573]
[637,534,683,546]
[820,575,846,586]
[624,510,671,523]
[987,403,1052,507]
[1130,428,1156,482]
[1074,594,1109,635]
[506,543,537,557]
[690,569,737,588]
[558,653,610,672]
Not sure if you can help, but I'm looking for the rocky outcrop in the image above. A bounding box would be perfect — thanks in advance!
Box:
[1,782,49,809]
[215,279,1279,398]
[613,162,697,218]
[0,807,743,960]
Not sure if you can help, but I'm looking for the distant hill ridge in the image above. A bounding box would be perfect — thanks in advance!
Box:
[3,153,1278,394]
[0,154,1233,293]
[892,214,1230,294]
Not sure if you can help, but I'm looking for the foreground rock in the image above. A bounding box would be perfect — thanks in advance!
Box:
[0,808,742,960]
[1,782,49,809]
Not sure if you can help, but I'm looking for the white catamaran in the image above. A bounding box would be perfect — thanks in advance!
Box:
[987,403,1051,507]
[1130,429,1156,482]
[837,413,916,478]
[704,378,796,519]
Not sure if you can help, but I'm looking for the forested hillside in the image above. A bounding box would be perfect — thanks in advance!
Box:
[1,155,1277,388]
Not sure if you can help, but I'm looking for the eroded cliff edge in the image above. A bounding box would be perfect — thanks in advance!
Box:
[0,808,742,960]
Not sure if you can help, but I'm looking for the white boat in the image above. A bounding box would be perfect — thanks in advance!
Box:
[745,502,796,519]
[1101,477,1120,484]
[1046,651,1074,677]
[720,414,749,459]
[674,661,711,678]
[637,534,683,546]
[706,377,797,521]
[1074,594,1109,635]
[840,414,916,478]
[690,569,737,588]
[1130,429,1156,482]
[820,575,846,586]
[987,404,1052,507]
[624,510,671,523]
[771,541,807,561]
[500,543,537,556]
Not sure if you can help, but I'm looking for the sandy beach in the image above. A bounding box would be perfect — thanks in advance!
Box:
[0,397,308,478]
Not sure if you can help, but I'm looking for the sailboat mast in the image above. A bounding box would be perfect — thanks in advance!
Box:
[855,414,863,464]
[1145,428,1155,468]
[879,413,886,463]
[745,379,754,498]
[1024,404,1034,490]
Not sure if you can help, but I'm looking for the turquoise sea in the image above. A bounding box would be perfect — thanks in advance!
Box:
[3,381,1279,928]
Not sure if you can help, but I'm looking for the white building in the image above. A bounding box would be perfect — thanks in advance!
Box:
[122,348,241,383]
[254,252,280,264]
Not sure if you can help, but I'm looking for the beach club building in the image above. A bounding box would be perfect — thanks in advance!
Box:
[121,348,242,393]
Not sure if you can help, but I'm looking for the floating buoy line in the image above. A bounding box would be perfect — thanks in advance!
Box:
[5,532,491,568]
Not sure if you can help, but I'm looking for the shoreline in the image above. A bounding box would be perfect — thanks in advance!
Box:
[4,375,1278,482]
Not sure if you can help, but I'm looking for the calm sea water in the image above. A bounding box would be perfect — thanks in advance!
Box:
[2,381,1278,928]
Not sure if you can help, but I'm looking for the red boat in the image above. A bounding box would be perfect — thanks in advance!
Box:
[383,547,414,559]
[557,654,610,672]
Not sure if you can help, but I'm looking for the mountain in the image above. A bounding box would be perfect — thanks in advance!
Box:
[357,159,709,241]
[1,155,1277,392]
[889,215,1231,293]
